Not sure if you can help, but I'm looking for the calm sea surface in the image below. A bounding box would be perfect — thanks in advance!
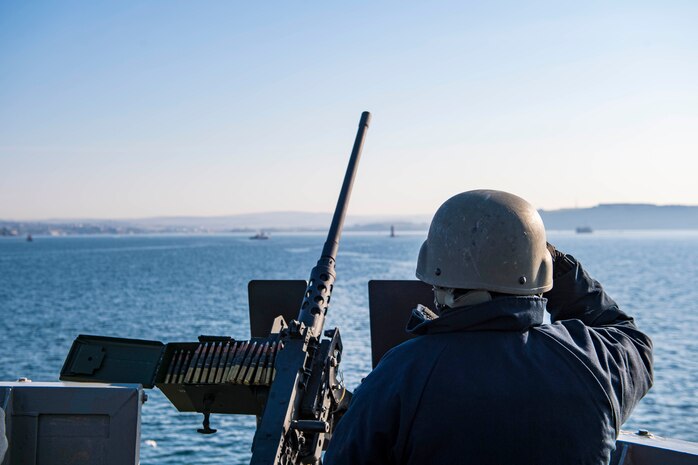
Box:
[1,232,697,464]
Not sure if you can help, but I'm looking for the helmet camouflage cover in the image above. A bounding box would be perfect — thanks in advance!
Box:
[416,190,552,295]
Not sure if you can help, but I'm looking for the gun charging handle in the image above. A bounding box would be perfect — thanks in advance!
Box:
[291,420,330,433]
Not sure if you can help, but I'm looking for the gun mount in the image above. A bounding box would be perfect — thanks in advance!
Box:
[60,112,371,465]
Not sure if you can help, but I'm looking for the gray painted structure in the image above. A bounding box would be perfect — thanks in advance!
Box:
[0,382,143,465]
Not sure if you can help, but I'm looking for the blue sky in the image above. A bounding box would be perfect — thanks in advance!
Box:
[1,1,697,220]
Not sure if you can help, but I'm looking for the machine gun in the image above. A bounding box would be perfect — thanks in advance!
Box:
[249,110,370,464]
[60,111,371,465]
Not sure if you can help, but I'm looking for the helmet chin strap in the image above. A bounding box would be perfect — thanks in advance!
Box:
[434,287,492,312]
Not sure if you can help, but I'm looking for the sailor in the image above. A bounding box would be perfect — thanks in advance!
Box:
[324,190,653,465]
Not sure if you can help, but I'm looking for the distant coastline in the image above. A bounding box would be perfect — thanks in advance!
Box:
[539,204,698,231]
[2,204,698,236]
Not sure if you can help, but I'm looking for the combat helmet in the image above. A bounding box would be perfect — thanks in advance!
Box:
[416,190,552,295]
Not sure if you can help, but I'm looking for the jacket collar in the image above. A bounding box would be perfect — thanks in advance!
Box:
[406,296,546,335]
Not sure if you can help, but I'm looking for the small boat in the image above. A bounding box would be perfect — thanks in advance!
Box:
[26,234,33,242]
[250,231,269,240]
[390,225,396,238]
[576,226,593,234]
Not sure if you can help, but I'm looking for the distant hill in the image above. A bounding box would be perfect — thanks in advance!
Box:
[127,212,431,231]
[2,204,698,236]
[0,212,431,236]
[539,204,698,230]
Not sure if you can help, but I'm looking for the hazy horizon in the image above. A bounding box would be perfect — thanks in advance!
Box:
[3,201,698,224]
[2,2,697,220]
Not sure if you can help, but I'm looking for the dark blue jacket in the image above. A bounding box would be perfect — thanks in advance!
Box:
[324,257,653,465]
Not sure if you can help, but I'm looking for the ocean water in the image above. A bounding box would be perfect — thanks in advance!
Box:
[0,231,696,464]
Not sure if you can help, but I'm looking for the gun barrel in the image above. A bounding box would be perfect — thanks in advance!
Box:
[297,111,371,337]
[322,111,371,260]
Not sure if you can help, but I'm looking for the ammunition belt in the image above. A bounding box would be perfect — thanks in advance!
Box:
[163,339,280,386]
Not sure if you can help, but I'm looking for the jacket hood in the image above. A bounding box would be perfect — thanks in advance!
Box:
[406,296,547,335]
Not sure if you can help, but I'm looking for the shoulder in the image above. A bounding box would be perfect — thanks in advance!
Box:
[357,335,451,397]
[377,334,451,371]
[536,319,652,358]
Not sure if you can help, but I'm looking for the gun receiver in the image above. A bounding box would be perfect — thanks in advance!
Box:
[250,111,371,464]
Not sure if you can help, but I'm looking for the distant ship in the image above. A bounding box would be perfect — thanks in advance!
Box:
[575,226,593,234]
[250,231,270,240]
[26,234,33,242]
[390,225,396,238]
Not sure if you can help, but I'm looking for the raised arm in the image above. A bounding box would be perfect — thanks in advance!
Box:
[543,244,654,428]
